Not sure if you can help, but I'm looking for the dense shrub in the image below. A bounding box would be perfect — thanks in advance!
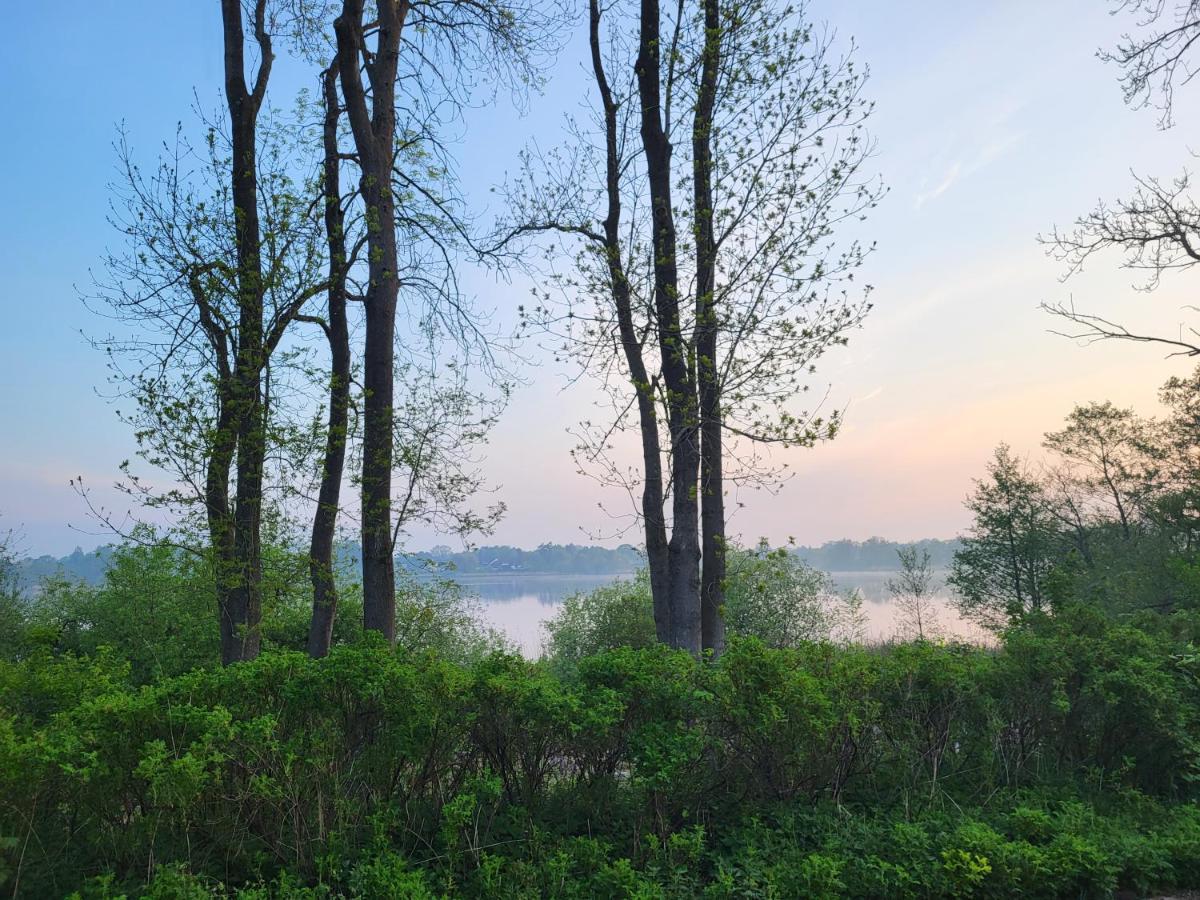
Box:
[1,612,1198,896]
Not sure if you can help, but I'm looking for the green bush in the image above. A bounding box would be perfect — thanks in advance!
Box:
[543,544,863,669]
[2,614,1199,896]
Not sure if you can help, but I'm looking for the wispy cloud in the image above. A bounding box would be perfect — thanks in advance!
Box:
[914,101,1026,210]
[915,162,964,209]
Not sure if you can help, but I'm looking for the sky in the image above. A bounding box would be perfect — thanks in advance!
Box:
[3,1,1200,556]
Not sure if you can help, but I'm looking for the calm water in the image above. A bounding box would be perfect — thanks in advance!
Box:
[447,570,985,656]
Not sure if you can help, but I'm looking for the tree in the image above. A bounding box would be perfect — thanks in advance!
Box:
[217,0,278,664]
[35,538,220,683]
[686,0,879,656]
[1041,171,1200,358]
[693,0,725,657]
[1150,366,1200,546]
[327,0,550,642]
[304,64,354,658]
[949,446,1061,629]
[1042,1,1200,356]
[90,97,327,664]
[1100,0,1200,129]
[541,542,860,668]
[1035,23,1200,598]
[888,545,941,641]
[634,0,704,654]
[1043,401,1158,540]
[505,0,878,655]
[331,0,405,642]
[94,0,537,659]
[85,1,366,665]
[541,571,660,669]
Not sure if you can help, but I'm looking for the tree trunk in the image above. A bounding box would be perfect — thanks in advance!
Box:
[308,65,352,658]
[588,0,671,639]
[336,0,408,643]
[208,390,243,664]
[693,0,725,657]
[635,0,701,654]
[218,0,272,664]
[229,396,264,662]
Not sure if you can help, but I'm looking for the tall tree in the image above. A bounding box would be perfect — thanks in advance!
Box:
[305,64,354,657]
[333,0,405,642]
[693,0,725,654]
[635,0,703,653]
[504,0,878,654]
[219,0,274,663]
[589,0,670,629]
[325,0,552,642]
[90,75,327,665]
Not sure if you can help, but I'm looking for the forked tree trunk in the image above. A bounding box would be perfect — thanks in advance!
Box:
[335,0,409,643]
[635,0,701,654]
[308,65,353,658]
[588,0,672,638]
[218,0,273,664]
[694,0,725,657]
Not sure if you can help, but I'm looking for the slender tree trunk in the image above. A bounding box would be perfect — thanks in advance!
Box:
[359,273,398,642]
[588,0,671,639]
[229,394,265,662]
[693,0,725,657]
[219,0,272,664]
[308,65,352,658]
[636,0,701,654]
[336,0,408,643]
[208,392,243,663]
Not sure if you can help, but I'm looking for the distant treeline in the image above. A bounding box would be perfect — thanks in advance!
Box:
[15,546,113,590]
[401,543,645,575]
[793,537,961,572]
[16,537,959,588]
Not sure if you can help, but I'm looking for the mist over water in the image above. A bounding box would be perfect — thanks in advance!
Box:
[448,571,985,657]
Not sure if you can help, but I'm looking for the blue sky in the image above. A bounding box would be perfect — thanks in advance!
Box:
[3,1,1199,555]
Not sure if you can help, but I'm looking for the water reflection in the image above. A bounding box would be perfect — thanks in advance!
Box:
[444,571,987,657]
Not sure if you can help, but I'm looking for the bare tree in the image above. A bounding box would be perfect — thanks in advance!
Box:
[1043,2,1200,358]
[1101,0,1200,128]
[1042,171,1200,357]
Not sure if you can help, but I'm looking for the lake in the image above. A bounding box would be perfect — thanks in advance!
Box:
[444,570,987,656]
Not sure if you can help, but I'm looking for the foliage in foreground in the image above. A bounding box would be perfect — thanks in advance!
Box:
[1,603,1198,897]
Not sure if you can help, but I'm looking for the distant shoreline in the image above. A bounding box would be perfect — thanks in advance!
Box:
[409,570,638,580]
